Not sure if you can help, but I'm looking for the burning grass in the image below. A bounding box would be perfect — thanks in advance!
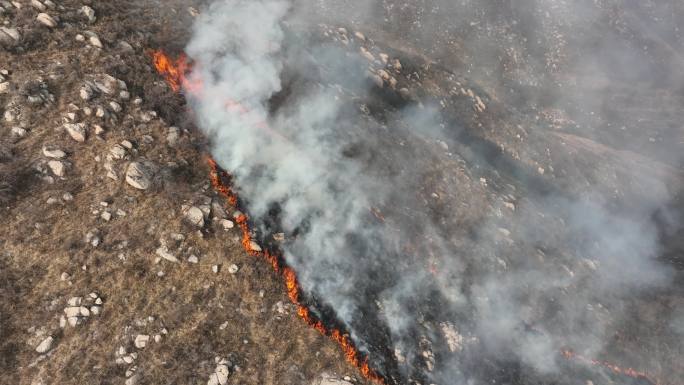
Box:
[207,158,387,384]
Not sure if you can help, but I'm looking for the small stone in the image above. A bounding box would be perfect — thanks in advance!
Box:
[134,334,150,349]
[11,126,27,138]
[95,105,106,118]
[47,160,65,177]
[0,82,9,94]
[109,101,122,113]
[110,144,126,160]
[125,374,140,385]
[64,306,81,317]
[94,125,105,135]
[81,5,96,23]
[36,13,57,28]
[167,127,179,146]
[227,264,239,274]
[220,219,234,230]
[153,334,162,343]
[248,241,262,252]
[155,247,178,263]
[43,147,66,159]
[31,0,46,11]
[35,336,53,354]
[359,47,375,62]
[207,363,230,385]
[64,123,86,142]
[90,306,101,315]
[67,316,80,327]
[89,36,103,48]
[119,90,130,100]
[187,255,199,264]
[101,212,111,221]
[60,272,70,281]
[79,306,90,317]
[212,265,220,273]
[62,192,73,201]
[4,110,15,123]
[46,197,59,205]
[79,86,93,101]
[0,27,20,44]
[120,140,133,149]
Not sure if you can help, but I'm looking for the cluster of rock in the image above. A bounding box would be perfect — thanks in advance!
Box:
[323,26,410,100]
[60,293,103,328]
[114,316,169,385]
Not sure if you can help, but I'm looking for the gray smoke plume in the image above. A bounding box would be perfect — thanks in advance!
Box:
[185,0,683,384]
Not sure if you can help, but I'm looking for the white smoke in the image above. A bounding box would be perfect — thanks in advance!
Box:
[184,1,682,384]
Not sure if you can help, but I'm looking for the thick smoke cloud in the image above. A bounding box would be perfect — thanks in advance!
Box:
[185,1,682,384]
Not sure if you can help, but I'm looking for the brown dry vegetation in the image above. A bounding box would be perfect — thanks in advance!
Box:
[0,1,370,385]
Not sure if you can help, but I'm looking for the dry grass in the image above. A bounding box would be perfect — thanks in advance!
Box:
[0,2,367,385]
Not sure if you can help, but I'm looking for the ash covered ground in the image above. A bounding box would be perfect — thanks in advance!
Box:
[1,1,683,385]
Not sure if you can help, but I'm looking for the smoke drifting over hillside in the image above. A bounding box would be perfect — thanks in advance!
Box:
[185,1,682,384]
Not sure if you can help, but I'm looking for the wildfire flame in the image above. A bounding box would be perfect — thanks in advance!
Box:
[153,49,667,385]
[561,349,663,385]
[151,50,202,94]
[154,50,387,384]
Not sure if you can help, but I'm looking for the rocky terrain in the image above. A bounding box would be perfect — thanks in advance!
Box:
[1,1,683,385]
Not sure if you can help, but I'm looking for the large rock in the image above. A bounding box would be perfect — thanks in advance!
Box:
[184,206,205,227]
[125,161,154,190]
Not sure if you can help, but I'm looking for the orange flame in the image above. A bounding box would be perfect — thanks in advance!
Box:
[561,349,663,385]
[152,49,387,384]
[150,50,203,94]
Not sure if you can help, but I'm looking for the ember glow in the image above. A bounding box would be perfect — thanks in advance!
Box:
[155,50,386,384]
